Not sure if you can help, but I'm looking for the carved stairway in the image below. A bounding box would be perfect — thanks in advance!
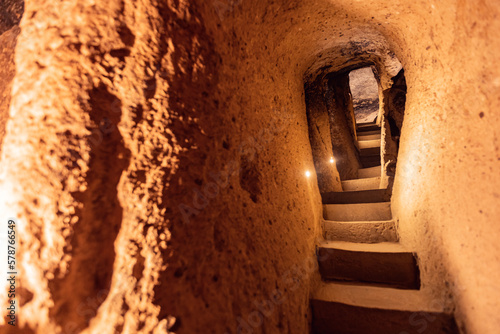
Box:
[310,123,459,334]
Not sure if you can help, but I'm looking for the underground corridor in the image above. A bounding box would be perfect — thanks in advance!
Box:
[0,0,500,334]
[305,60,461,333]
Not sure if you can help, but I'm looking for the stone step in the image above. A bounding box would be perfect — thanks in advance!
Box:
[357,120,377,126]
[324,202,392,221]
[357,129,380,136]
[360,146,380,157]
[311,282,459,334]
[317,241,420,289]
[358,133,381,141]
[357,124,380,132]
[321,188,391,204]
[323,220,398,243]
[342,177,381,191]
[358,139,381,149]
[358,166,381,178]
[360,154,381,168]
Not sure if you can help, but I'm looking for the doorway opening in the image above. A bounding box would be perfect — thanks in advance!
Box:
[349,66,380,125]
[305,60,407,193]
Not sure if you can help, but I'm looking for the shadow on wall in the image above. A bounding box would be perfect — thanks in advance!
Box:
[0,0,24,35]
[48,85,131,332]
[384,69,407,147]
[150,1,223,331]
[381,69,407,179]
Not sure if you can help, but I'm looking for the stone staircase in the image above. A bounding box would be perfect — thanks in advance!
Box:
[311,123,459,333]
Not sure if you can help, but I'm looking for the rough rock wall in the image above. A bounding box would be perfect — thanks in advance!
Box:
[383,69,406,139]
[0,0,23,152]
[326,74,361,180]
[0,27,19,152]
[305,80,343,193]
[0,0,324,333]
[387,1,500,333]
[1,0,184,332]
[0,0,499,333]
[380,70,406,187]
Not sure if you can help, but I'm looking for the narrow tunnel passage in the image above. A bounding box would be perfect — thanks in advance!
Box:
[307,61,459,333]
[1,1,499,333]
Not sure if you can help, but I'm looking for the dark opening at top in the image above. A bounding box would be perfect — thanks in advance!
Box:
[348,67,379,124]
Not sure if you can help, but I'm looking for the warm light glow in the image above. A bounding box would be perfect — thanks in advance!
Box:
[330,157,335,164]
[305,171,311,178]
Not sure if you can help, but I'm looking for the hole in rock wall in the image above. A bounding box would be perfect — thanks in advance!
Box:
[349,66,380,125]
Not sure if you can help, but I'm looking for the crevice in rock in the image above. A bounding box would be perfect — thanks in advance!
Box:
[240,154,263,203]
[48,84,131,332]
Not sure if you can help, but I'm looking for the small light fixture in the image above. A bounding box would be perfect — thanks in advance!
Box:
[330,157,335,164]
[305,171,311,178]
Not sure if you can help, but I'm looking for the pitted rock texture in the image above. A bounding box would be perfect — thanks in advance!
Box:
[0,26,19,152]
[0,0,23,35]
[0,1,499,334]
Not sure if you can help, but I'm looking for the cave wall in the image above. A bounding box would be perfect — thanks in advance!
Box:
[305,79,343,193]
[326,73,361,180]
[385,2,500,333]
[0,0,499,333]
[0,0,23,35]
[0,0,23,151]
[0,1,325,333]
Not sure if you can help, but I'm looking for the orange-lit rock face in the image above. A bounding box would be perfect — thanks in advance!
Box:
[0,1,499,334]
[0,0,22,151]
[0,26,18,152]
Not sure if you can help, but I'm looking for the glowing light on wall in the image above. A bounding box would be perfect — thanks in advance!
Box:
[330,157,335,164]
[305,171,311,178]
